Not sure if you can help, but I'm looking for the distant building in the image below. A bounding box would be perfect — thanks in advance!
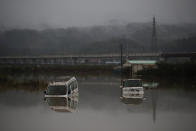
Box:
[124,60,157,76]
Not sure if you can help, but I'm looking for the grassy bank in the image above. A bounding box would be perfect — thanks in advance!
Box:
[0,64,115,76]
[138,62,196,78]
[0,64,117,92]
[0,79,47,92]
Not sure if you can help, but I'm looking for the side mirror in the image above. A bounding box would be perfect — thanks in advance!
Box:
[43,90,47,94]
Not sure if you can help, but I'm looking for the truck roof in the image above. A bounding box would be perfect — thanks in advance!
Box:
[49,81,66,86]
[125,79,141,81]
[48,76,76,86]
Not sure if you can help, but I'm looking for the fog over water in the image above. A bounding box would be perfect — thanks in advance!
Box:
[0,0,196,29]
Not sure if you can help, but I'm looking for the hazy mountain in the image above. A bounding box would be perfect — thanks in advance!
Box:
[160,36,196,52]
[0,23,196,56]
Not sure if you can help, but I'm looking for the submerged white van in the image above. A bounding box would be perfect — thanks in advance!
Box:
[44,76,78,98]
[120,79,144,99]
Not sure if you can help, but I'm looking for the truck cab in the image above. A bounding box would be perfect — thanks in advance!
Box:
[44,76,78,98]
[120,79,144,99]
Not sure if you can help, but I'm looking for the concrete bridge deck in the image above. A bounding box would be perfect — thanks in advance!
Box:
[0,52,195,65]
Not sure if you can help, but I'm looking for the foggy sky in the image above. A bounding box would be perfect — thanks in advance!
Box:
[0,0,196,29]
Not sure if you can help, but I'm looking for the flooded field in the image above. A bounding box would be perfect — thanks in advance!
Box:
[0,75,196,131]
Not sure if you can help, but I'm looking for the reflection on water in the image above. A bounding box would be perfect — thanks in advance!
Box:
[45,96,78,112]
[0,76,196,131]
[121,97,143,104]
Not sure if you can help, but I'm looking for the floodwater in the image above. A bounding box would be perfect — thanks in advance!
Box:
[0,76,196,131]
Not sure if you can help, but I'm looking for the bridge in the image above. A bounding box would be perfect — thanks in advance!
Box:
[0,52,195,65]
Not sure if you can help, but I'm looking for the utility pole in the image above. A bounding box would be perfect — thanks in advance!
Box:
[126,42,128,60]
[152,16,157,53]
[120,43,123,85]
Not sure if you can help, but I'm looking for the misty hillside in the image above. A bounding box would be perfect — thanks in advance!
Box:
[0,23,196,56]
[160,36,196,52]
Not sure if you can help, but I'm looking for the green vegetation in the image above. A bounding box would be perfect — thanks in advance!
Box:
[0,63,195,91]
[161,36,196,52]
[1,24,196,56]
[0,77,47,92]
[138,62,196,78]
[0,64,115,75]
[0,64,116,92]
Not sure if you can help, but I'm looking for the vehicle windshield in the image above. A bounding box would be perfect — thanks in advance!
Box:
[47,85,67,95]
[47,97,68,106]
[123,80,142,87]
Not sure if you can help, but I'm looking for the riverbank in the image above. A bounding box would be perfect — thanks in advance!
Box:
[0,63,196,91]
[0,64,116,76]
[138,62,196,78]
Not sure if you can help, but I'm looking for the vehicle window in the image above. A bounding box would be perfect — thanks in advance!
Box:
[73,82,75,90]
[74,82,77,90]
[68,85,71,94]
[70,82,74,90]
[124,80,142,87]
[47,97,68,106]
[47,85,67,95]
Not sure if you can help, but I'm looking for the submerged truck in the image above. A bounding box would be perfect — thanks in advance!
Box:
[120,79,144,102]
[44,76,78,98]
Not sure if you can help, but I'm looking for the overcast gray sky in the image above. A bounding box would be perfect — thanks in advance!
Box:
[0,0,196,29]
